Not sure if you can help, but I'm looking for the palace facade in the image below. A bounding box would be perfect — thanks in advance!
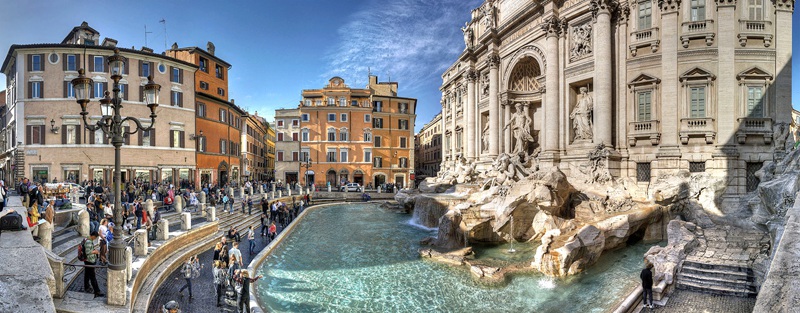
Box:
[440,0,792,196]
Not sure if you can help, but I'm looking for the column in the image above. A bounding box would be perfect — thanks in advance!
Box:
[450,94,456,161]
[592,0,614,147]
[504,101,512,153]
[543,17,561,153]
[488,53,501,157]
[617,5,630,151]
[774,0,793,123]
[466,69,477,160]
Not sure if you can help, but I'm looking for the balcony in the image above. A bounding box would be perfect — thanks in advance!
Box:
[629,28,660,56]
[736,117,773,144]
[679,117,716,144]
[627,120,661,146]
[737,20,773,47]
[680,20,715,48]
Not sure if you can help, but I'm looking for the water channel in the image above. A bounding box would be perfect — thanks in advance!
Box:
[254,203,657,312]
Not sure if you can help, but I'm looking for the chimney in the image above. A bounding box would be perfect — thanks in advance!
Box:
[171,42,178,50]
[207,41,216,55]
[102,37,118,47]
[230,99,235,104]
[81,21,89,27]
[141,46,154,53]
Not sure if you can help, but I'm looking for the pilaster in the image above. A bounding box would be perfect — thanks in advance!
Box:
[616,4,630,170]
[466,69,478,160]
[487,52,501,157]
[656,0,681,162]
[591,0,617,147]
[503,100,512,154]
[542,16,562,155]
[773,0,794,123]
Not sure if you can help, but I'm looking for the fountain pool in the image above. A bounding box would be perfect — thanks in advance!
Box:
[254,203,658,312]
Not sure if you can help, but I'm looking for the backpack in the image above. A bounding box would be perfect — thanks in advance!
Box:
[77,238,88,262]
[0,210,24,231]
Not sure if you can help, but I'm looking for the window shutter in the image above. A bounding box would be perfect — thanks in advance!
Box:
[88,54,94,72]
[123,126,130,145]
[150,62,155,75]
[40,54,45,71]
[62,54,68,71]
[138,60,143,77]
[170,66,175,81]
[27,54,32,72]
[150,128,156,146]
[103,82,108,97]
[179,69,184,84]
[123,84,129,100]
[63,81,68,98]
[170,130,174,147]
[40,126,46,144]
[178,92,183,107]
[76,127,81,144]
[62,125,67,144]
[76,55,81,71]
[123,58,129,75]
[90,83,95,99]
[89,129,95,144]
[27,82,31,99]
[138,130,143,146]
[139,85,144,102]
[25,125,31,144]
[180,131,185,148]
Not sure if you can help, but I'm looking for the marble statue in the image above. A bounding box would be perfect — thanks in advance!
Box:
[461,22,474,50]
[480,0,496,29]
[481,73,490,96]
[578,143,613,183]
[571,87,594,141]
[481,122,490,153]
[481,153,531,189]
[570,24,593,61]
[504,102,536,156]
[455,156,478,184]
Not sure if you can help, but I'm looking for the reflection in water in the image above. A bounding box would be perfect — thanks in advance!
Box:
[256,203,660,313]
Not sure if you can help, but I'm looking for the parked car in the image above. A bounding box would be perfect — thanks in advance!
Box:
[339,183,361,192]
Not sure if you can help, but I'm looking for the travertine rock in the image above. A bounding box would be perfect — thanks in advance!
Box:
[644,220,700,287]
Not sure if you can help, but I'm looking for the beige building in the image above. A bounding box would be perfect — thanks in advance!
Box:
[792,108,800,142]
[0,22,197,185]
[414,112,442,182]
[441,0,792,197]
[274,108,301,185]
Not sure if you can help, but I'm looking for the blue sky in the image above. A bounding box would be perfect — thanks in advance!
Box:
[0,0,797,132]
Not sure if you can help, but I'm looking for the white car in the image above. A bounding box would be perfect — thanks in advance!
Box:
[339,183,361,192]
[66,183,86,199]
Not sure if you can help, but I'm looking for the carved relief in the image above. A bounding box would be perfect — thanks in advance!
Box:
[487,53,501,69]
[570,23,593,61]
[772,0,795,11]
[466,69,478,82]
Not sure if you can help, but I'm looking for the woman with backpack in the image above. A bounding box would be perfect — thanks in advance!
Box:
[178,255,201,298]
[213,260,228,307]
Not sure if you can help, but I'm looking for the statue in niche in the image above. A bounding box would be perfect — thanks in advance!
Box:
[570,24,593,61]
[481,73,490,97]
[481,121,490,153]
[504,102,536,156]
[461,22,474,50]
[570,87,594,141]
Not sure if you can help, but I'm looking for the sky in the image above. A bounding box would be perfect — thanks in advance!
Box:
[0,0,797,133]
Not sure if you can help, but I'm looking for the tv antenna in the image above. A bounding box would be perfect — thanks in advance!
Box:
[159,19,167,51]
[144,25,153,47]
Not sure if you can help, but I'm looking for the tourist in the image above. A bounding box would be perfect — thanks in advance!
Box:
[213,242,223,262]
[261,198,269,216]
[133,199,143,230]
[247,196,253,215]
[641,261,654,309]
[97,219,109,264]
[44,202,55,225]
[241,196,248,214]
[179,255,201,298]
[223,194,232,214]
[213,260,228,307]
[268,221,277,242]
[228,256,241,282]
[260,213,268,237]
[229,242,243,268]
[270,201,278,223]
[218,247,229,269]
[247,225,256,255]
[233,269,263,313]
[83,231,104,298]
[228,226,241,242]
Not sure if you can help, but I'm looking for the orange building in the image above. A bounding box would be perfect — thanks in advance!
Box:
[299,76,416,189]
[167,42,245,187]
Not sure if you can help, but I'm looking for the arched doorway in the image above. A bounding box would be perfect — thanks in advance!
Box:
[326,170,337,186]
[218,161,229,187]
[304,170,315,187]
[374,173,386,188]
[353,170,364,185]
[338,169,349,186]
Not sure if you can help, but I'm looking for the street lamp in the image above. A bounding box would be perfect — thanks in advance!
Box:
[301,157,312,188]
[71,49,161,272]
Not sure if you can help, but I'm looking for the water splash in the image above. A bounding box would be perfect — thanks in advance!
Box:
[538,277,557,289]
[405,218,438,232]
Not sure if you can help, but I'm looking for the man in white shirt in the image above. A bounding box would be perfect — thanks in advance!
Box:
[229,242,243,267]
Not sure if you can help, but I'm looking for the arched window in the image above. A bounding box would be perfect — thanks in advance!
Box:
[509,56,541,92]
[327,127,336,141]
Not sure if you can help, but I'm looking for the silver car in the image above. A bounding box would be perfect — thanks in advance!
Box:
[339,183,361,192]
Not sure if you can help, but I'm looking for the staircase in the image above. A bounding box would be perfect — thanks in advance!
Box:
[676,258,758,298]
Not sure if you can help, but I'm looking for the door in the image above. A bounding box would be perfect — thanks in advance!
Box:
[220,171,228,187]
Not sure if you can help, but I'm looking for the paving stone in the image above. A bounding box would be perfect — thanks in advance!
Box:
[650,289,755,313]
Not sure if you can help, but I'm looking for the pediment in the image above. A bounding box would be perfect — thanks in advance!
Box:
[679,67,716,82]
[628,73,660,87]
[737,66,772,81]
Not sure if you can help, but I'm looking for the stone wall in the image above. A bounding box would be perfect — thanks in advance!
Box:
[753,193,800,312]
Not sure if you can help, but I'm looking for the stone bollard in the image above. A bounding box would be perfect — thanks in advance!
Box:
[271,183,276,192]
[200,191,207,204]
[38,221,53,251]
[344,186,348,193]
[327,185,331,192]
[77,210,90,237]
[125,247,133,281]
[378,186,382,194]
[181,212,192,231]
[200,203,207,217]
[207,206,216,222]
[145,199,154,216]
[259,184,264,194]
[157,219,169,240]
[288,188,292,196]
[71,189,78,204]
[108,267,127,305]
[174,195,183,214]
[240,187,245,198]
[134,229,148,256]
[248,186,254,195]
[278,190,282,198]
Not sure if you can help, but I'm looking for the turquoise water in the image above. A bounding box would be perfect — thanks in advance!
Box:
[255,203,657,313]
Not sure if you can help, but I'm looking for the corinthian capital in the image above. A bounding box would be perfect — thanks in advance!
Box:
[486,53,501,69]
[658,0,681,13]
[714,0,737,7]
[591,0,618,19]
[772,0,795,11]
[616,4,630,25]
[541,16,562,38]
[466,69,478,82]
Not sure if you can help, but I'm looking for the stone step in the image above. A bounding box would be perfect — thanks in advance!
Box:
[53,236,83,258]
[677,271,755,288]
[53,225,76,238]
[682,260,753,274]
[676,279,757,298]
[680,264,754,281]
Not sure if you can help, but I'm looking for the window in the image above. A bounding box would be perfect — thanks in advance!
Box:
[327,150,336,162]
[141,129,152,146]
[373,101,383,112]
[373,157,383,168]
[637,91,652,121]
[340,130,348,141]
[200,81,209,90]
[93,82,104,98]
[690,0,706,21]
[171,130,183,148]
[301,151,310,162]
[328,129,336,141]
[374,136,382,147]
[31,82,43,98]
[351,100,358,106]
[215,65,224,79]
[340,150,348,162]
[66,82,75,98]
[746,86,764,117]
[292,119,299,127]
[636,162,651,182]
[328,113,336,122]
[364,150,372,162]
[304,99,311,107]
[373,118,384,129]
[302,129,309,141]
[198,136,206,152]
[277,151,284,161]
[292,132,298,141]
[66,55,77,71]
[277,120,284,127]
[365,114,371,122]
[119,84,127,100]
[277,132,284,141]
[400,137,407,148]
[746,162,762,192]
[689,87,706,118]
[748,0,764,20]
[292,151,299,161]
[339,97,347,106]
[94,128,105,144]
[315,100,322,106]
[220,139,228,154]
[199,58,208,72]
[301,114,309,122]
[217,88,225,97]
[399,119,409,130]
[171,91,183,107]
[171,67,181,83]
[64,125,79,144]
[197,103,206,117]
[327,97,335,106]
[26,125,45,144]
[689,162,705,173]
[399,103,408,114]
[399,157,408,168]
[158,64,166,74]
[364,132,372,142]
[341,113,348,122]
[638,0,652,29]
[141,62,150,77]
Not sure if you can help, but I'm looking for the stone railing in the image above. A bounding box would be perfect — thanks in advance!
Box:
[736,117,773,144]
[737,20,773,47]
[629,27,660,56]
[679,117,716,144]
[627,120,661,146]
[680,20,715,47]
[682,20,714,33]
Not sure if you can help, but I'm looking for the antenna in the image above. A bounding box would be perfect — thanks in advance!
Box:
[144,25,153,47]
[159,19,167,51]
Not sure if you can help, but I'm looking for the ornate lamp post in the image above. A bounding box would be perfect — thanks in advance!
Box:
[71,49,161,271]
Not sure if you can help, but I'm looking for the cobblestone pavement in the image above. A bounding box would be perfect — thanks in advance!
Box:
[638,289,756,313]
[148,216,287,313]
